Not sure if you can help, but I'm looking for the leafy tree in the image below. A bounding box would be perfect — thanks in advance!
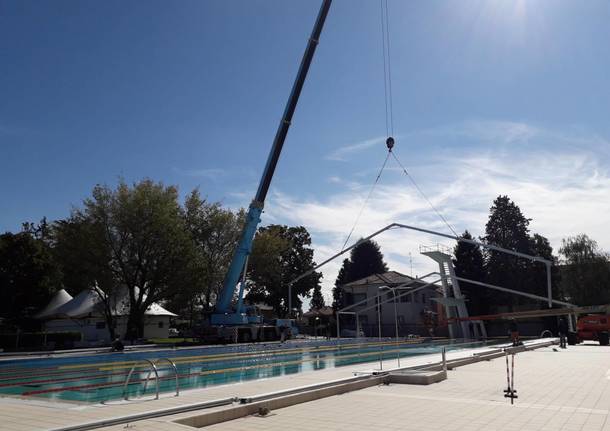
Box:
[52,217,120,339]
[483,196,532,309]
[527,233,559,299]
[453,230,488,315]
[310,284,325,309]
[246,225,321,317]
[177,189,245,323]
[0,226,61,329]
[559,234,610,305]
[60,179,196,339]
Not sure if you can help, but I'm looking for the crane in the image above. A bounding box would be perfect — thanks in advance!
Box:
[210,0,332,331]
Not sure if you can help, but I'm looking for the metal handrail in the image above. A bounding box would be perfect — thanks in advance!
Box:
[123,359,159,400]
[152,358,180,397]
[123,358,180,401]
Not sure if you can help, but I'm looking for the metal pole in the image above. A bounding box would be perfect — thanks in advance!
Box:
[392,287,400,368]
[378,298,383,370]
[442,347,447,372]
[546,262,552,308]
[288,283,292,319]
[336,311,341,345]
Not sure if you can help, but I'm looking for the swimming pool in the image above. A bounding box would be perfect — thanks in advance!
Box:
[0,339,497,403]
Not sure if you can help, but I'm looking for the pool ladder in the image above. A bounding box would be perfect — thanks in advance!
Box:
[122,358,180,400]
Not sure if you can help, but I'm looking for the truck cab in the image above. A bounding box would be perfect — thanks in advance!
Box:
[571,314,610,345]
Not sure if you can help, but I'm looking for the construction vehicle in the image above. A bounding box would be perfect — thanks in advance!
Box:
[202,1,332,343]
[569,315,610,346]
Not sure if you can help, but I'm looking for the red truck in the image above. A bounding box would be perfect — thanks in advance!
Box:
[569,314,610,345]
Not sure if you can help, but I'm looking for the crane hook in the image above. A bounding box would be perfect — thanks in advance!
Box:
[386,136,395,151]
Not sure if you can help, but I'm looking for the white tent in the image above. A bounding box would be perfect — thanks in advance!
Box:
[34,289,73,319]
[37,287,177,343]
[52,289,101,318]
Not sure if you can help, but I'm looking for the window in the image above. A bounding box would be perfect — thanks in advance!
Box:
[95,321,106,330]
[158,321,164,329]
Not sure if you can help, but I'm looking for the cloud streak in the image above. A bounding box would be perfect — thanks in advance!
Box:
[325,136,388,161]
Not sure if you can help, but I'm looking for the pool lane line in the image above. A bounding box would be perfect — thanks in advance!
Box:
[93,339,424,372]
[1,346,343,383]
[1,349,339,388]
[57,340,399,370]
[20,346,411,397]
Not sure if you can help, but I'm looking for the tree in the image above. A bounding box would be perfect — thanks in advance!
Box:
[181,189,245,319]
[61,179,196,339]
[310,284,325,309]
[483,196,532,309]
[0,227,61,329]
[527,233,559,299]
[345,240,388,281]
[453,231,488,315]
[559,234,610,305]
[332,258,352,311]
[52,216,120,339]
[332,240,388,311]
[246,225,321,317]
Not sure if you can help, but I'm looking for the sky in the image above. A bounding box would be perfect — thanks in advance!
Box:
[2,0,610,304]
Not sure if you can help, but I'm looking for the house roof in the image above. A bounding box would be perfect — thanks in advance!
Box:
[303,306,334,318]
[34,289,73,319]
[341,270,443,293]
[341,271,415,288]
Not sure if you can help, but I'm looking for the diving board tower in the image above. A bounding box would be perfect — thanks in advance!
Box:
[420,244,487,339]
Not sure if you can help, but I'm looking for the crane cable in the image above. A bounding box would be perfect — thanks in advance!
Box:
[391,150,459,237]
[381,0,394,137]
[340,150,391,251]
[339,0,395,252]
[340,0,458,251]
[381,0,458,238]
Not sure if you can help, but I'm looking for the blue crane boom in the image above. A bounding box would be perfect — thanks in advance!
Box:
[211,0,332,326]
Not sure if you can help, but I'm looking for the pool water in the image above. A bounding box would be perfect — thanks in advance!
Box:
[0,339,497,403]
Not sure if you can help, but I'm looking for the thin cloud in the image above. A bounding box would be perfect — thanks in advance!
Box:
[173,167,226,180]
[325,136,387,162]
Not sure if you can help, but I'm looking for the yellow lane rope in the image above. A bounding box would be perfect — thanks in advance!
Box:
[198,347,408,376]
[57,339,423,372]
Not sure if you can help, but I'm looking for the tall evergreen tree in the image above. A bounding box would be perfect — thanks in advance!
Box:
[332,240,388,311]
[332,258,352,311]
[310,284,325,309]
[453,230,488,315]
[483,195,532,309]
[346,239,389,281]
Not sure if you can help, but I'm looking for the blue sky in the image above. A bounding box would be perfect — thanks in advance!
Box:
[2,0,610,301]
